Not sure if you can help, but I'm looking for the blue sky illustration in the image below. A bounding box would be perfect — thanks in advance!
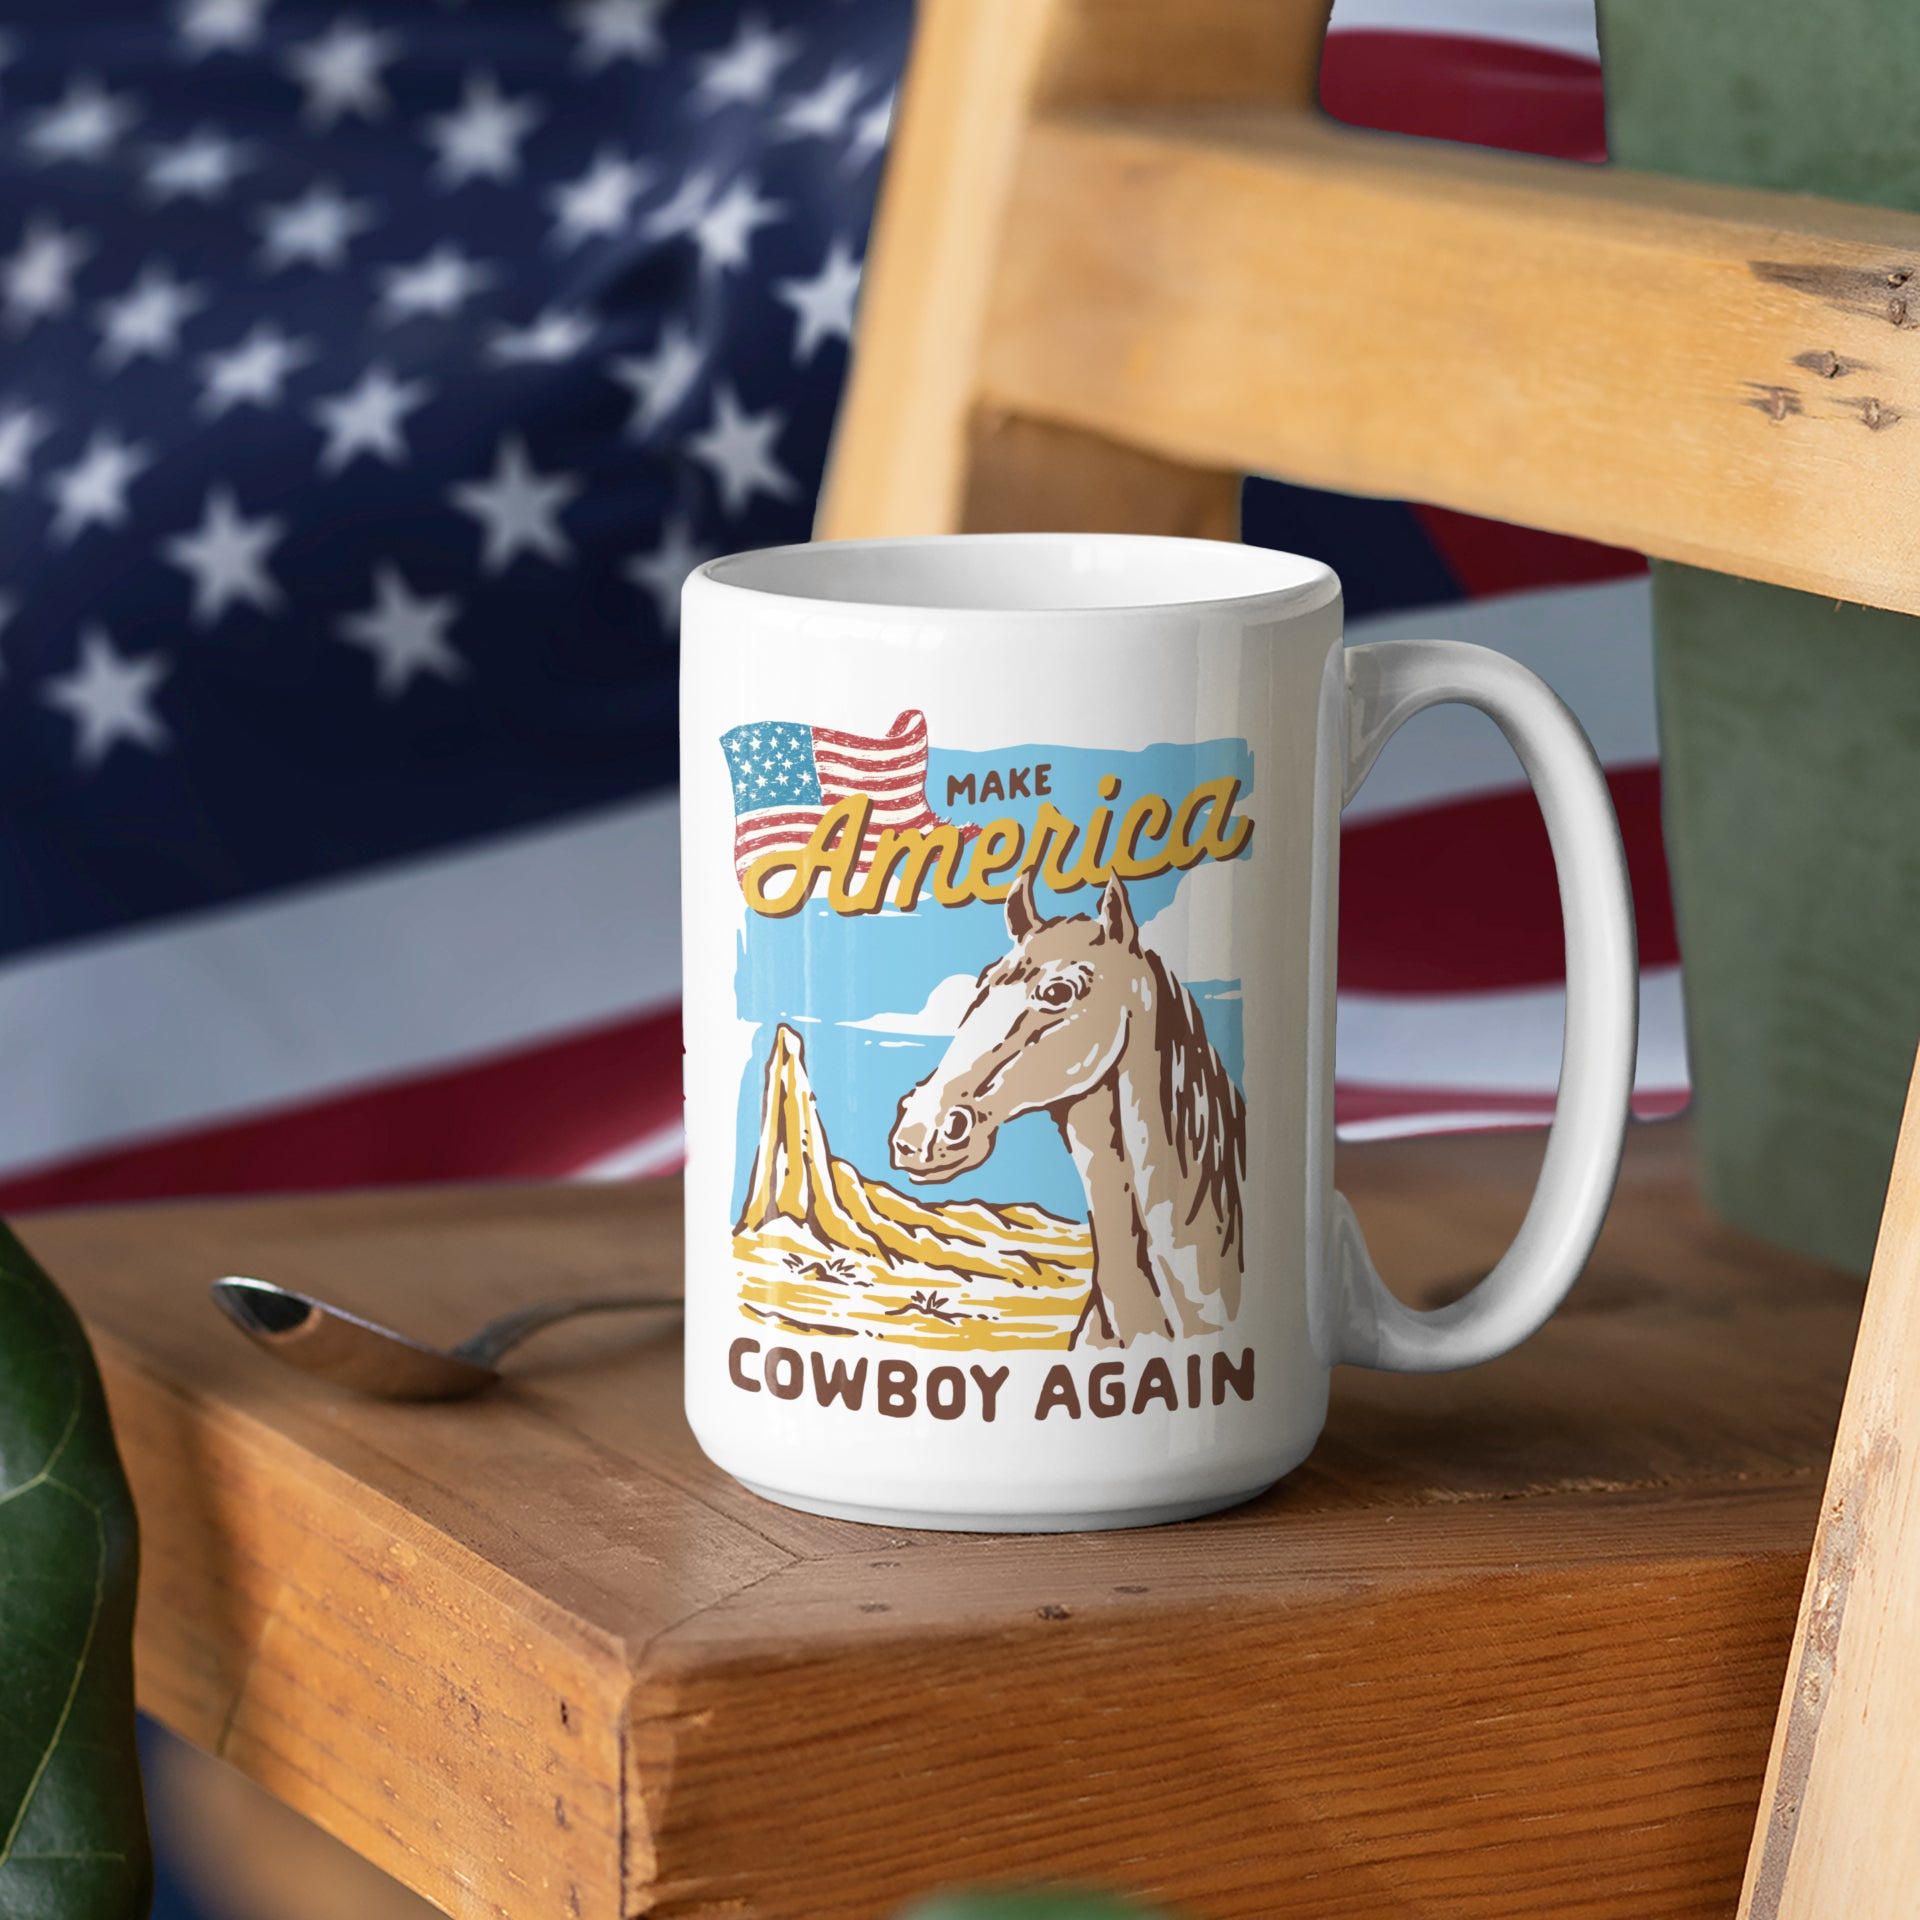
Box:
[731,736,1252,1222]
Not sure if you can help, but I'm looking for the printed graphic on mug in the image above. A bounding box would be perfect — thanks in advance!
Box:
[720,707,1255,1355]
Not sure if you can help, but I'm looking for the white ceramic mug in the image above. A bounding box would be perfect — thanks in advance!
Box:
[680,534,1636,1531]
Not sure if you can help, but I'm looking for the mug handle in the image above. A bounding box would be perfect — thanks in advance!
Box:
[1326,638,1639,1372]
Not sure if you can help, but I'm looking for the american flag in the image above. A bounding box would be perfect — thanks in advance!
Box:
[0,0,1680,1228]
[0,0,909,1208]
[720,707,964,886]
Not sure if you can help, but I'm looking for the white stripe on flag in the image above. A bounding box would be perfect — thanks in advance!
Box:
[0,793,681,1175]
[1336,964,1688,1099]
[1328,0,1601,62]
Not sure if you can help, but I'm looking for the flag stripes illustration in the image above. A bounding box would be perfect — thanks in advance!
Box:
[722,707,959,884]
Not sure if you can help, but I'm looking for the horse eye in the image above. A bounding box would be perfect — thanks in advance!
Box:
[1037,979,1076,1009]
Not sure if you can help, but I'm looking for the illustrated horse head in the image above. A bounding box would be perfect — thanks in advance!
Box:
[890,869,1246,1346]
[890,869,1142,1185]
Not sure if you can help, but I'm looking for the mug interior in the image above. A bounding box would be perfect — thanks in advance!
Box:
[702,533,1334,615]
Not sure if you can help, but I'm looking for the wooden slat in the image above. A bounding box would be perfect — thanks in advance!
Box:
[25,1121,1873,1919]
[1739,1053,1920,1918]
[981,108,1920,613]
[816,0,1327,542]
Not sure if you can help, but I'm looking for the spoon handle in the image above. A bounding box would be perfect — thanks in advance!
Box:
[450,1292,682,1367]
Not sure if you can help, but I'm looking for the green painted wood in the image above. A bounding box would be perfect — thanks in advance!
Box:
[1601,0,1920,1272]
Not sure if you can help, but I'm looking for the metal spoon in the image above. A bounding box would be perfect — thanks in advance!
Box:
[210,1275,681,1401]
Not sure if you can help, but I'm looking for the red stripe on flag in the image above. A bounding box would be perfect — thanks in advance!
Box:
[0,1004,684,1212]
[1412,503,1647,599]
[1339,764,1676,993]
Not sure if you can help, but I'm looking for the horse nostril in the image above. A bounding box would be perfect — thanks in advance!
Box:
[941,1107,974,1146]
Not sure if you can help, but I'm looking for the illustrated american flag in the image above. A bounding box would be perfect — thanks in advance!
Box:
[0,0,1682,1228]
[721,708,965,886]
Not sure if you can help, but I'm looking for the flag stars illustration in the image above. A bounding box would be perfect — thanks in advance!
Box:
[42,629,172,769]
[452,437,581,572]
[46,429,152,542]
[24,78,139,167]
[96,265,207,369]
[775,238,861,363]
[176,0,271,58]
[258,182,376,272]
[641,166,717,242]
[426,74,543,187]
[311,364,430,472]
[627,514,712,631]
[692,175,783,275]
[849,89,894,169]
[378,244,495,323]
[488,308,596,366]
[198,323,316,415]
[3,218,92,332]
[776,64,866,140]
[0,401,54,489]
[550,150,653,248]
[611,319,704,437]
[163,488,286,625]
[695,17,800,111]
[144,128,254,203]
[569,0,670,71]
[687,384,798,513]
[338,566,464,696]
[286,18,400,126]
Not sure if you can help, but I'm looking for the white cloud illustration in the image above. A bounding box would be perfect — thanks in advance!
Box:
[844,971,978,1035]
[1138,861,1242,983]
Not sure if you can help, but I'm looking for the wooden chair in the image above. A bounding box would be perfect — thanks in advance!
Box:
[820,0,1920,620]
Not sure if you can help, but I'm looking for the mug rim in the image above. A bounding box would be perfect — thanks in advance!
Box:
[690,532,1341,623]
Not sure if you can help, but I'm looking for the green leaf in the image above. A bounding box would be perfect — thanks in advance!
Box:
[0,1219,151,1919]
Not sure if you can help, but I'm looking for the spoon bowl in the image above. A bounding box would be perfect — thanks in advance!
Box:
[211,1276,680,1400]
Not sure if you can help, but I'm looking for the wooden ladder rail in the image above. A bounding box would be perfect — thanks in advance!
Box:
[820,0,1920,617]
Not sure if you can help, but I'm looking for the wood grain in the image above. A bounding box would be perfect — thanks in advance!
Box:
[25,1121,1867,1919]
[980,107,1920,613]
[1738,1053,1920,1918]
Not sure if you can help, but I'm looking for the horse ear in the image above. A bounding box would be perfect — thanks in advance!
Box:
[1006,867,1040,939]
[1098,874,1138,949]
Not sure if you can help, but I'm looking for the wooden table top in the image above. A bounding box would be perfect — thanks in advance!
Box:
[35,1120,1861,1920]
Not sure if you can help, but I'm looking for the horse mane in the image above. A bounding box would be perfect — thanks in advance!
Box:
[1144,948,1246,1257]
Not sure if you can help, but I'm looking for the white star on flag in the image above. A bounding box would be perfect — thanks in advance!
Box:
[338,566,465,697]
[775,65,865,140]
[143,127,254,203]
[257,182,376,272]
[849,89,894,169]
[611,319,704,438]
[198,323,316,415]
[452,436,582,572]
[694,18,800,111]
[379,244,495,322]
[311,364,430,472]
[692,175,783,275]
[176,0,271,57]
[0,400,55,489]
[640,167,718,241]
[775,238,861,363]
[550,150,653,248]
[626,514,713,631]
[162,488,287,625]
[46,428,152,542]
[686,384,798,514]
[42,628,172,768]
[96,264,207,369]
[569,0,669,71]
[425,73,543,187]
[488,309,596,365]
[3,217,93,333]
[286,18,399,126]
[24,78,139,166]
